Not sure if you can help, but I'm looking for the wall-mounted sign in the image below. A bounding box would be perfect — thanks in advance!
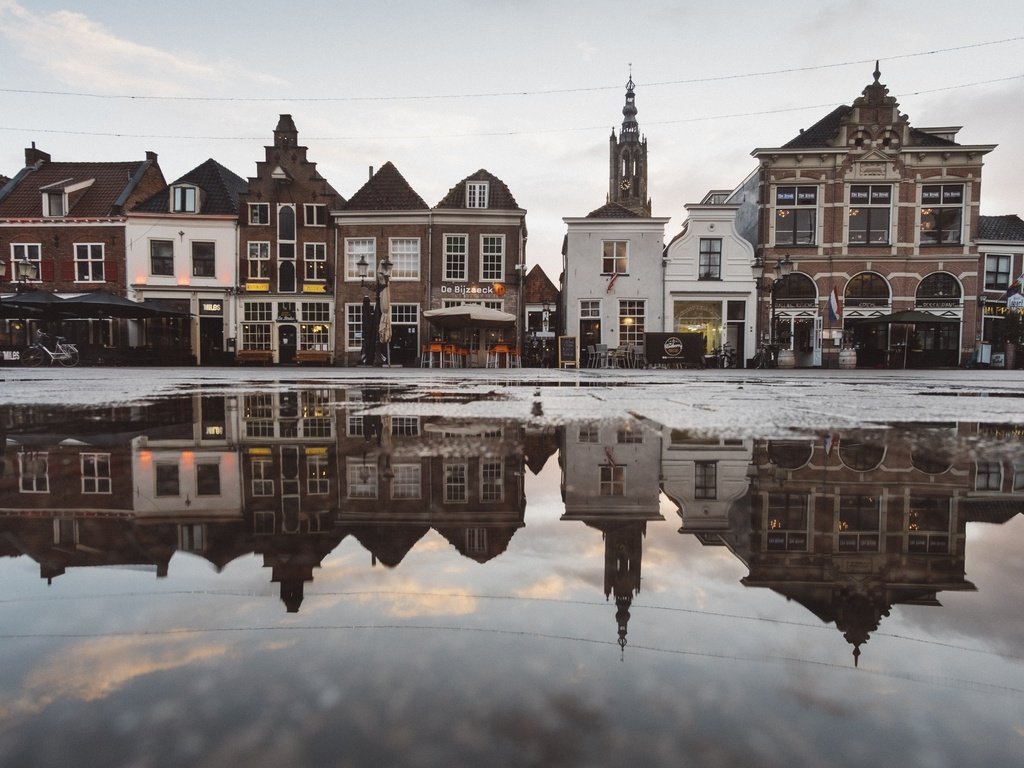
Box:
[440,284,498,296]
[245,282,270,292]
[199,300,223,316]
[302,284,328,294]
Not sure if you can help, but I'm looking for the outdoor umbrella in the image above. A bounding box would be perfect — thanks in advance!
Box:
[3,290,69,318]
[378,284,393,347]
[423,305,516,329]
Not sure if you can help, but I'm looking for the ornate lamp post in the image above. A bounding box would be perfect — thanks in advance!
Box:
[751,254,794,361]
[356,254,393,366]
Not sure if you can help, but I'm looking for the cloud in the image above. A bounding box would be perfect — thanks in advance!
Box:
[0,1,284,94]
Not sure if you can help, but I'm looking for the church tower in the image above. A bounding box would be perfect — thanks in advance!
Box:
[608,75,650,215]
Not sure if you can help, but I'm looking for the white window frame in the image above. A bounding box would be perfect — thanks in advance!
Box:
[74,243,105,283]
[345,238,376,281]
[444,234,468,281]
[920,184,964,246]
[304,242,327,282]
[466,181,489,208]
[346,303,364,351]
[389,238,421,280]
[249,203,270,225]
[43,191,66,217]
[601,241,628,275]
[11,244,42,283]
[848,184,892,245]
[774,185,818,246]
[391,463,422,499]
[248,241,271,279]
[580,299,601,319]
[480,235,504,282]
[304,203,327,227]
[444,462,468,503]
[81,453,111,494]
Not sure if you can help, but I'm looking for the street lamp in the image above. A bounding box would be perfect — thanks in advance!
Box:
[356,254,393,366]
[751,254,794,355]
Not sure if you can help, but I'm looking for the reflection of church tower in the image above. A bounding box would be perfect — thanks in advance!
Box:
[595,520,646,654]
[608,75,650,216]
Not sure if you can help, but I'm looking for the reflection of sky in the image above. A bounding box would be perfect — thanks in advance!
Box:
[1,433,1023,764]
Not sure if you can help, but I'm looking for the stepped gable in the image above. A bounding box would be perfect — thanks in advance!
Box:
[586,201,642,218]
[345,161,429,210]
[133,158,247,215]
[435,169,519,210]
[979,214,1024,241]
[0,158,158,217]
[782,65,958,150]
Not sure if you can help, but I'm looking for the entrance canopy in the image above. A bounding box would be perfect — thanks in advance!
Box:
[423,305,516,329]
[850,309,960,325]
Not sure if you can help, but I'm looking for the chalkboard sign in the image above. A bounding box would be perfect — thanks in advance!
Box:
[558,335,578,368]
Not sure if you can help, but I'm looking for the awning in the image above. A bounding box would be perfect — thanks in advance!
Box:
[849,309,960,324]
[423,305,516,329]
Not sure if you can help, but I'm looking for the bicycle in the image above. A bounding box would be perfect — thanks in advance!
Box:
[708,343,736,369]
[21,334,80,367]
[751,343,777,369]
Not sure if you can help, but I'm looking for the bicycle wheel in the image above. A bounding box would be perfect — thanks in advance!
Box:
[58,348,80,367]
[21,347,46,367]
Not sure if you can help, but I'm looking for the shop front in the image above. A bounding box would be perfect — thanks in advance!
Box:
[670,298,749,367]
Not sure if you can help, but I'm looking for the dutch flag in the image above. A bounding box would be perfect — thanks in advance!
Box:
[827,286,842,323]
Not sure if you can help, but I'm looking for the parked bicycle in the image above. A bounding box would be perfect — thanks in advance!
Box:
[707,343,736,369]
[751,343,776,369]
[21,332,79,367]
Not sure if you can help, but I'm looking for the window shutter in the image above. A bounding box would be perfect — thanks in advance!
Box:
[61,260,75,281]
[239,257,248,281]
[41,260,56,282]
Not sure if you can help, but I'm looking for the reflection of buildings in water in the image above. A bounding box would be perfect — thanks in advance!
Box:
[675,425,1024,664]
[661,429,753,534]
[560,420,663,650]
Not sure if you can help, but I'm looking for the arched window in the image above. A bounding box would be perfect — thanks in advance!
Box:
[845,272,890,304]
[917,273,962,302]
[839,438,885,472]
[772,273,817,303]
[767,440,813,469]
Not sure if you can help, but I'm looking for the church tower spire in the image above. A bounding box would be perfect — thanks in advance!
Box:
[608,70,650,215]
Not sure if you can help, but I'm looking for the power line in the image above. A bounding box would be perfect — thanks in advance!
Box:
[0,75,1019,143]
[0,36,1021,104]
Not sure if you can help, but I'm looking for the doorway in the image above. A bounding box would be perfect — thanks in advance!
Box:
[199,317,223,366]
[278,325,297,365]
[580,318,601,366]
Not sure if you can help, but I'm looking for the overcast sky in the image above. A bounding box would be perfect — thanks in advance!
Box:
[2,0,1022,281]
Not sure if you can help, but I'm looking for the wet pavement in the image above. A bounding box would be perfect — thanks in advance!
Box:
[0,368,1022,767]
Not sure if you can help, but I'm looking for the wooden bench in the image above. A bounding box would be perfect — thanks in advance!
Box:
[295,350,332,366]
[235,349,274,365]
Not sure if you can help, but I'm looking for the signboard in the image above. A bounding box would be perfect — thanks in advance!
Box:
[558,336,578,368]
[644,332,704,367]
[199,300,223,316]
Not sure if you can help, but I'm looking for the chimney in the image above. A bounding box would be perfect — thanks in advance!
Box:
[369,166,374,181]
[25,142,50,167]
[146,151,158,162]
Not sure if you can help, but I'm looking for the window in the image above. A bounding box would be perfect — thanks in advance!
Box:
[191,241,215,277]
[698,238,722,280]
[172,186,197,213]
[766,492,808,551]
[600,464,624,496]
[54,518,77,545]
[299,320,330,351]
[345,238,375,280]
[465,528,488,554]
[580,300,601,319]
[304,242,327,281]
[848,185,891,244]
[917,273,961,305]
[389,238,420,279]
[844,272,890,306]
[445,235,468,281]
[249,203,269,225]
[481,235,504,281]
[578,424,599,443]
[838,494,880,552]
[179,524,204,552]
[248,242,270,279]
[774,186,817,245]
[150,240,174,276]
[251,458,274,496]
[196,463,221,496]
[19,452,48,493]
[985,254,1012,290]
[466,181,489,208]
[81,453,111,494]
[155,463,180,497]
[74,243,104,282]
[907,496,950,553]
[348,461,378,499]
[304,204,327,227]
[307,455,330,494]
[391,417,420,436]
[695,461,717,499]
[444,463,468,502]
[481,461,504,502]
[602,241,628,274]
[920,184,963,245]
[277,204,296,244]
[391,464,421,499]
[617,427,642,444]
[618,300,645,345]
[45,191,65,217]
[11,244,41,282]
[346,304,364,350]
[975,461,1002,490]
[241,301,272,350]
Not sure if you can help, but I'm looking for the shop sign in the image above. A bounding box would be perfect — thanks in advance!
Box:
[245,282,270,292]
[199,300,223,316]
[302,284,328,294]
[440,283,498,296]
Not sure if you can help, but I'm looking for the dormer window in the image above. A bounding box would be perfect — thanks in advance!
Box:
[44,191,65,217]
[172,185,198,213]
[466,181,489,209]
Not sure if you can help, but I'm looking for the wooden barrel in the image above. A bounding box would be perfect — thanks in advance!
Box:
[838,348,857,369]
[777,349,795,369]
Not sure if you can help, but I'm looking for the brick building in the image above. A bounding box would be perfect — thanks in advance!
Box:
[751,65,996,368]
